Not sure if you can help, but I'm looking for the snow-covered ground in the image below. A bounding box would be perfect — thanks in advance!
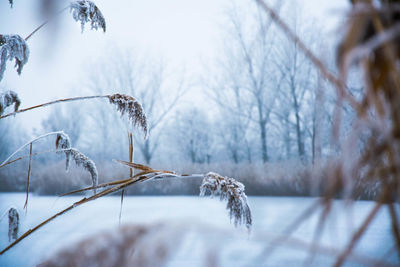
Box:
[0,193,398,266]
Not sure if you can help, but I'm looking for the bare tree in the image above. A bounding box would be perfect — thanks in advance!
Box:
[172,108,214,164]
[84,49,185,164]
[208,1,283,163]
[274,16,310,159]
[42,104,84,146]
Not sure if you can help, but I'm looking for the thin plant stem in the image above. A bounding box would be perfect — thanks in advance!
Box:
[119,189,125,226]
[60,178,133,197]
[388,203,400,260]
[25,6,70,41]
[23,143,33,211]
[0,148,73,169]
[0,95,107,120]
[0,161,204,255]
[128,132,134,178]
[0,131,65,167]
[0,177,137,255]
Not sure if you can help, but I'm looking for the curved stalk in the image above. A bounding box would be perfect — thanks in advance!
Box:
[25,6,70,41]
[0,131,65,167]
[0,95,108,120]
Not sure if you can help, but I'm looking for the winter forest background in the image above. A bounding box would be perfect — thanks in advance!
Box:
[0,0,368,197]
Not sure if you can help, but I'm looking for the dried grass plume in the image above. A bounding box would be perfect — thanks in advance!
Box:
[55,132,72,171]
[8,208,19,242]
[0,34,29,81]
[0,90,20,115]
[200,172,252,230]
[108,94,148,137]
[70,0,106,33]
[68,148,98,194]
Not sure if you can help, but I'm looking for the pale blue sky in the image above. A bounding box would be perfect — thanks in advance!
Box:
[0,0,349,131]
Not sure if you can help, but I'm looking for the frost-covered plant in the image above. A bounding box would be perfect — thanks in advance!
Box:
[108,94,148,136]
[0,34,29,81]
[9,0,13,8]
[67,148,98,193]
[0,90,20,115]
[8,208,19,242]
[70,0,106,33]
[55,132,72,171]
[200,172,252,230]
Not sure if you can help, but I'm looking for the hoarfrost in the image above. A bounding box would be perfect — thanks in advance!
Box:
[70,0,106,33]
[8,208,19,242]
[68,148,98,193]
[108,94,148,137]
[200,172,252,230]
[0,90,20,115]
[0,34,29,81]
[55,132,72,171]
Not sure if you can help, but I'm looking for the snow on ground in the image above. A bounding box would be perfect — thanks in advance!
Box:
[0,193,398,266]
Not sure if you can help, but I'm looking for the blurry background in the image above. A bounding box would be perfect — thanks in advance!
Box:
[0,0,370,197]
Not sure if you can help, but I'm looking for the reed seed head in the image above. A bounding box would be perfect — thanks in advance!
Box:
[108,94,148,137]
[55,132,72,171]
[0,90,20,115]
[200,172,252,230]
[0,34,29,81]
[8,208,19,242]
[68,148,98,194]
[70,0,106,33]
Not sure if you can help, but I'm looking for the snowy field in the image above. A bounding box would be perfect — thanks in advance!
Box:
[0,193,398,266]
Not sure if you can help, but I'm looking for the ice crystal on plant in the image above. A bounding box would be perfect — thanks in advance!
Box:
[0,90,20,115]
[0,34,30,81]
[55,132,72,171]
[200,172,252,230]
[108,94,148,137]
[70,0,106,33]
[8,208,19,242]
[69,148,98,193]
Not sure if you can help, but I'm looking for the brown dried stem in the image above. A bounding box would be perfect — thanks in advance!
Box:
[59,178,132,197]
[1,161,247,255]
[0,176,138,255]
[0,95,106,120]
[388,203,400,261]
[23,143,33,211]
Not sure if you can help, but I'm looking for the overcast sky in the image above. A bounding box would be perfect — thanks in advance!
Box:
[0,0,349,131]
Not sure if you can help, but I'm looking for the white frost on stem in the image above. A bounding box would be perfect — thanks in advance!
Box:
[0,34,29,81]
[55,132,72,171]
[1,131,65,167]
[200,172,252,230]
[8,208,19,242]
[70,0,106,33]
